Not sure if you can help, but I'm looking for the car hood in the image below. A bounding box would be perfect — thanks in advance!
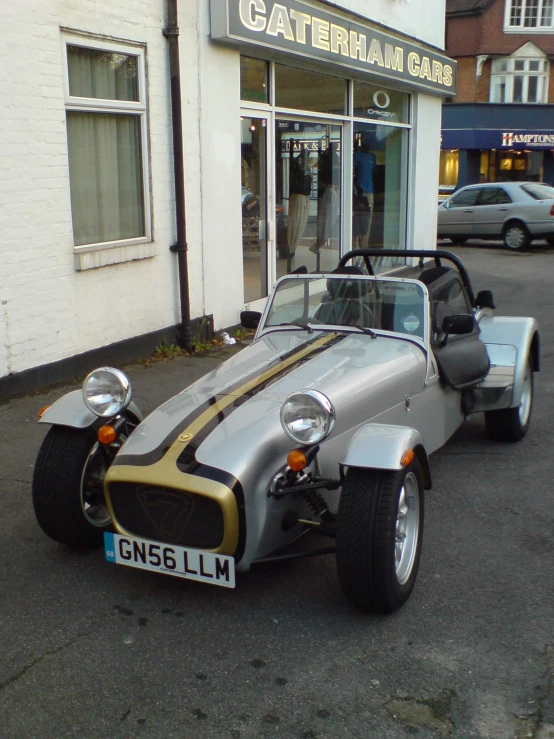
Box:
[114,329,427,473]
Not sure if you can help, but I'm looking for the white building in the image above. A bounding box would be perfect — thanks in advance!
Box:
[0,0,453,394]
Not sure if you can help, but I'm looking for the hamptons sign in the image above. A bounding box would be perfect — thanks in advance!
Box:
[210,0,456,96]
[502,132,554,148]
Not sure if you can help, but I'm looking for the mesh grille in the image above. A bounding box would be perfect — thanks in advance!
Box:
[109,482,224,549]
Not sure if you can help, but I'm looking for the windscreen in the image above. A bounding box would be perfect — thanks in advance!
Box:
[264,276,426,341]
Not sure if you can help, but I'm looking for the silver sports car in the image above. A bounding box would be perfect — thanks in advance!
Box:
[32,250,539,613]
[437,181,554,250]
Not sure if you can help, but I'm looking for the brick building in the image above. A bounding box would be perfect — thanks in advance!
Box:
[441,0,554,190]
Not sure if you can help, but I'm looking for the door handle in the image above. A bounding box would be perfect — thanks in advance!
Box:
[497,207,509,211]
[463,209,474,213]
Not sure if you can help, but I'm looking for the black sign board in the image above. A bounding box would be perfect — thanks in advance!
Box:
[210,0,456,96]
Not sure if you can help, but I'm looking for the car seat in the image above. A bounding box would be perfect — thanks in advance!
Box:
[315,266,374,327]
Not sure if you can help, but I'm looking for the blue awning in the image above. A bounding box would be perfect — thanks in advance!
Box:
[441,104,554,150]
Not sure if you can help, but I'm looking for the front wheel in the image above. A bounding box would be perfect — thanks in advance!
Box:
[32,426,112,549]
[503,222,530,251]
[336,458,424,613]
[485,360,533,442]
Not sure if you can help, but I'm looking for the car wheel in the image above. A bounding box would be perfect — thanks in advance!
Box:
[32,426,112,549]
[545,236,554,246]
[485,359,533,442]
[452,237,468,245]
[503,222,530,251]
[336,458,424,613]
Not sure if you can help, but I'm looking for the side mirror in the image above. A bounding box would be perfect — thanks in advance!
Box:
[240,310,261,330]
[475,289,495,310]
[441,313,474,342]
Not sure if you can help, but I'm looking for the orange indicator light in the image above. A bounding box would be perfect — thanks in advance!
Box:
[287,449,308,472]
[37,405,50,419]
[97,425,117,445]
[401,449,415,467]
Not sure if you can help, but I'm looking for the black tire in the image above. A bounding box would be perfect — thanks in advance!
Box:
[452,237,468,245]
[32,426,112,549]
[336,458,424,614]
[503,222,530,251]
[545,236,554,246]
[485,361,533,442]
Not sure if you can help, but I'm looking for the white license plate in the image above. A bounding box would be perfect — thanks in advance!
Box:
[104,532,235,588]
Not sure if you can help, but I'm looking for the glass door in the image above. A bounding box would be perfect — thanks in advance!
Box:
[275,120,342,279]
[241,114,270,306]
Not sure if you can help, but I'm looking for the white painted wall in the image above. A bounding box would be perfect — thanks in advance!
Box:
[411,94,443,250]
[332,0,446,50]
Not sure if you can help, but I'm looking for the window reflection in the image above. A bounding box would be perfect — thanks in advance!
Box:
[275,121,341,279]
[275,65,347,114]
[240,57,269,103]
[352,123,407,268]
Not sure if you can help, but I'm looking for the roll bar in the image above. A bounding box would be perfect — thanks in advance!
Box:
[337,249,477,308]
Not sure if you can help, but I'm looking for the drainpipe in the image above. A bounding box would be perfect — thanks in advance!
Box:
[164,0,194,352]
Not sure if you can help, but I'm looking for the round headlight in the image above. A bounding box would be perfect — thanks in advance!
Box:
[82,367,132,418]
[280,390,335,446]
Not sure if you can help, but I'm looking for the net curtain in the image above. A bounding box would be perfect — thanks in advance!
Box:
[66,47,144,246]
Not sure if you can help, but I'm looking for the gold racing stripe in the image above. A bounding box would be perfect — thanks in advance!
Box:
[163,331,340,465]
[104,331,339,555]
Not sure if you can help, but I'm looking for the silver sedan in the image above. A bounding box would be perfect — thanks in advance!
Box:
[437,181,554,250]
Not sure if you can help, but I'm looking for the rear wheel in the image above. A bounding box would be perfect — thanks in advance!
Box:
[485,360,533,442]
[336,458,424,613]
[503,222,530,251]
[32,426,112,549]
[452,237,468,245]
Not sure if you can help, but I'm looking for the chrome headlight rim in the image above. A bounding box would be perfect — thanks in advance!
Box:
[82,367,132,418]
[280,389,335,446]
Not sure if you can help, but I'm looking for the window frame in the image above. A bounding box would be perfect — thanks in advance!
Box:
[504,0,554,31]
[61,33,152,265]
[490,56,548,103]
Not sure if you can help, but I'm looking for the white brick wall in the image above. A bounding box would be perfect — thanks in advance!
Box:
[0,0,184,378]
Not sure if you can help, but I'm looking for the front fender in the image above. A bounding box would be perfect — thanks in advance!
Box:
[341,424,431,489]
[38,389,144,429]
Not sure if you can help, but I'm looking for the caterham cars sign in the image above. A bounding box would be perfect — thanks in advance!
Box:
[210,0,456,96]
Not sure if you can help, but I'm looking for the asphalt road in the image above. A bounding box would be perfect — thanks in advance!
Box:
[1,243,553,739]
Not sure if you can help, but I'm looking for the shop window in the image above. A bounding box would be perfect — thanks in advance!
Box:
[274,121,342,279]
[506,0,554,29]
[490,56,548,103]
[352,123,408,259]
[439,150,459,188]
[275,64,347,114]
[240,57,269,104]
[353,81,409,124]
[63,38,149,257]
